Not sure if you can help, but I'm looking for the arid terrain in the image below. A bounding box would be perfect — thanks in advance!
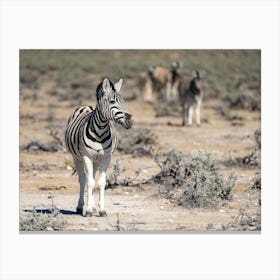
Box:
[19,50,261,232]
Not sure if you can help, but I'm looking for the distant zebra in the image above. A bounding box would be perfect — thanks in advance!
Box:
[178,70,203,126]
[148,62,181,100]
[65,78,133,217]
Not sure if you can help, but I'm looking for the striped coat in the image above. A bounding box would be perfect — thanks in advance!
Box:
[65,78,133,217]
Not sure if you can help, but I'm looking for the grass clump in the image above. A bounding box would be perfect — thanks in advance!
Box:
[153,149,236,208]
[117,127,157,157]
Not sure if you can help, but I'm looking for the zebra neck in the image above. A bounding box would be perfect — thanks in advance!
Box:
[92,105,109,130]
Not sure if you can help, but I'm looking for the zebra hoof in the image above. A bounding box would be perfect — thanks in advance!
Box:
[99,210,107,217]
[84,211,93,217]
[76,207,83,214]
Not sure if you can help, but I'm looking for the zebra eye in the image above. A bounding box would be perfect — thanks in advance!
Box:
[109,100,115,104]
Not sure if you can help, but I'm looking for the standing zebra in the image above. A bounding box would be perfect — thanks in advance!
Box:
[65,78,133,217]
[147,62,181,101]
[178,70,204,126]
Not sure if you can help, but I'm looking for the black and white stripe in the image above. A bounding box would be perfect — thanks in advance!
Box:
[65,78,133,217]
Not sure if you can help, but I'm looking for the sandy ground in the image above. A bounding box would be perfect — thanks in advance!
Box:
[19,81,260,232]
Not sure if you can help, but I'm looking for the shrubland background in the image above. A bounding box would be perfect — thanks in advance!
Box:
[19,50,261,231]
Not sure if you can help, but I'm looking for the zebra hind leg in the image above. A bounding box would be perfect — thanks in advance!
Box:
[182,105,186,126]
[187,104,193,126]
[195,101,201,127]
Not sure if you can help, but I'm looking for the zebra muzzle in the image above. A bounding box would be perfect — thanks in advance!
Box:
[124,113,133,128]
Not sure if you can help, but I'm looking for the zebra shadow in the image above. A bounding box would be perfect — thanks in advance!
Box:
[22,209,78,215]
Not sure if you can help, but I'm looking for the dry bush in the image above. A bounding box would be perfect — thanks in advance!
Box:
[224,168,261,231]
[224,128,261,168]
[224,206,261,231]
[20,194,66,231]
[223,92,260,111]
[117,127,157,157]
[153,150,236,208]
[106,160,127,189]
[252,169,261,190]
[243,128,261,167]
[20,210,66,231]
[20,129,65,153]
[254,128,261,149]
[106,160,148,189]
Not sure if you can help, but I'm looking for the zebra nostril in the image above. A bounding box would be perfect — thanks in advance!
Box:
[125,113,132,120]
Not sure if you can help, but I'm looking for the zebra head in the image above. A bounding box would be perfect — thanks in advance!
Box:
[171,61,181,85]
[97,78,133,129]
[190,70,203,95]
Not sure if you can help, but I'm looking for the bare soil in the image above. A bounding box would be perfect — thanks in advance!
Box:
[19,81,260,232]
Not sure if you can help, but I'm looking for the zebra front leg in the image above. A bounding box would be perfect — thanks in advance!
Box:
[195,103,201,127]
[73,158,86,214]
[83,156,97,217]
[98,155,111,217]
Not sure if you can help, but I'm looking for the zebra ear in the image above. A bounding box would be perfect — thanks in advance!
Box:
[114,78,123,93]
[102,78,111,92]
[191,70,199,78]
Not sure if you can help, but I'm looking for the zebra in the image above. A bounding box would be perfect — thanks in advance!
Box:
[178,70,203,127]
[65,78,133,217]
[147,62,181,101]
